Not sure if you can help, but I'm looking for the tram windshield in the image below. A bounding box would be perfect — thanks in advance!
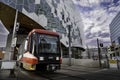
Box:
[38,34,60,54]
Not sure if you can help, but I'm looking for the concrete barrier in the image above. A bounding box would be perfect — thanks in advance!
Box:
[62,58,99,68]
[0,60,16,69]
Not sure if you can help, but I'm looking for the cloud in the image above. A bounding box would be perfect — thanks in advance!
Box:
[90,26,101,34]
[82,18,93,31]
[72,0,120,48]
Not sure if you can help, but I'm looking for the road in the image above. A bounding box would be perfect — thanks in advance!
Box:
[0,66,120,80]
[19,67,120,80]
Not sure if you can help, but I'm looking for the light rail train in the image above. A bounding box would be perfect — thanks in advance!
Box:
[18,29,62,71]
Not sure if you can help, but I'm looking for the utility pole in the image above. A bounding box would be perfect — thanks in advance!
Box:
[113,45,120,70]
[9,10,19,78]
[87,45,90,59]
[97,38,102,68]
[68,25,72,66]
[105,47,109,68]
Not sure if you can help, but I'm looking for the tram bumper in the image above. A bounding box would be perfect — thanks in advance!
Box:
[47,64,60,71]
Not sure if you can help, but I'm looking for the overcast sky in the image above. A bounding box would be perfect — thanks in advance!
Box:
[72,0,120,48]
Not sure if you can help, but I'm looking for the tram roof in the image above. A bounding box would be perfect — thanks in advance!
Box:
[28,29,59,37]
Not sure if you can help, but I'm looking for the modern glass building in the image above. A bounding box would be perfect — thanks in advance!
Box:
[109,12,120,45]
[109,12,120,61]
[0,0,85,59]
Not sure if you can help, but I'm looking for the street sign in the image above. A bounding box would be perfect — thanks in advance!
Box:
[109,59,117,68]
[11,37,17,47]
[109,60,117,64]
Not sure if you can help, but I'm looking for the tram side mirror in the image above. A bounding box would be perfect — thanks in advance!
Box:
[24,39,28,51]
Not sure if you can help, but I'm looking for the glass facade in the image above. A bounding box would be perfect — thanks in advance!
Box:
[1,0,85,50]
[118,37,120,44]
[109,12,120,44]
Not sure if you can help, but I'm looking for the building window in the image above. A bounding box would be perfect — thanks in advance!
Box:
[66,17,70,22]
[62,14,64,20]
[118,37,120,44]
[29,0,35,4]
[11,0,17,3]
[113,53,115,57]
[24,0,29,7]
[24,5,29,12]
[60,21,62,24]
[29,4,35,12]
[54,9,57,15]
[35,4,44,15]
[110,54,112,59]
[9,2,16,8]
[2,0,9,4]
[16,5,23,12]
[17,0,23,5]
[116,52,119,56]
[61,10,65,20]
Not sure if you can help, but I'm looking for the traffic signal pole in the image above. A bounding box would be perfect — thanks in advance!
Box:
[97,38,102,68]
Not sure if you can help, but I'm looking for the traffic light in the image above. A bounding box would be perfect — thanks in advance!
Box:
[100,43,103,47]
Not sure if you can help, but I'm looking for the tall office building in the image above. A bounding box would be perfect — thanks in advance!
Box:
[109,12,120,45]
[0,0,85,58]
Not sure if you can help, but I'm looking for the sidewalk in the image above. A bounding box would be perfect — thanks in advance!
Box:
[61,64,103,72]
[0,70,17,80]
[0,69,33,80]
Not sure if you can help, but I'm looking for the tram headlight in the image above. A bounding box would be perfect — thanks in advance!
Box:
[56,57,59,60]
[39,57,44,60]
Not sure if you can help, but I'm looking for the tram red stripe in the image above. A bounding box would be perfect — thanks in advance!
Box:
[20,57,38,64]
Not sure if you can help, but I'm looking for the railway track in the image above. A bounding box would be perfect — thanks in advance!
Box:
[30,71,87,80]
[16,66,90,80]
[16,67,120,80]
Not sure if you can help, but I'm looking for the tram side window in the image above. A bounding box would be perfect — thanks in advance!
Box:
[29,33,37,54]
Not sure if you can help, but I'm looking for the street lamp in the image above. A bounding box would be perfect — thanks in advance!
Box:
[9,10,19,78]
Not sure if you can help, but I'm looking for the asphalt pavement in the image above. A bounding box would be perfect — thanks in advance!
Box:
[0,69,33,80]
[58,65,120,80]
[0,65,120,80]
[0,64,100,80]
